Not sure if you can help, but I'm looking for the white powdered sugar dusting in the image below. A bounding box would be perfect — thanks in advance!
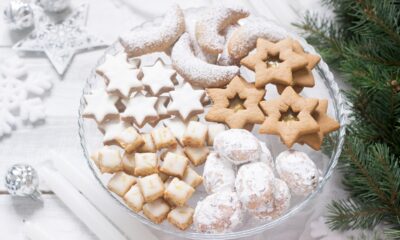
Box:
[196,6,249,54]
[171,33,239,87]
[218,24,240,66]
[235,162,275,211]
[202,152,236,194]
[276,149,319,196]
[228,17,287,59]
[213,129,261,165]
[119,5,185,57]
[193,191,243,233]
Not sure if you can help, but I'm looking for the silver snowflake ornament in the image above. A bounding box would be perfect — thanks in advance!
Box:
[13,3,107,75]
[5,164,42,201]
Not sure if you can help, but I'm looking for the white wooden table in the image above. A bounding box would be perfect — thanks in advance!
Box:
[0,0,349,239]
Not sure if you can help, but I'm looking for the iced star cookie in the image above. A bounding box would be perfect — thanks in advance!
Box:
[83,89,119,123]
[171,33,239,88]
[195,6,249,54]
[167,82,205,121]
[98,118,132,145]
[259,87,320,148]
[119,5,185,57]
[121,92,158,128]
[141,60,176,96]
[205,76,265,129]
[96,52,143,98]
[241,38,308,89]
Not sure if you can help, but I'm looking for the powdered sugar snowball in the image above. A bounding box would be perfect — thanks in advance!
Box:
[276,150,319,196]
[171,33,239,88]
[202,152,236,194]
[235,162,275,211]
[193,191,243,233]
[213,129,261,165]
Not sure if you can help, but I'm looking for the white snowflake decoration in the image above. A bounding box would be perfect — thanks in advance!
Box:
[0,56,53,139]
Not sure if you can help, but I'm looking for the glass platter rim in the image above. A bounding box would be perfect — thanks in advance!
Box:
[77,11,347,240]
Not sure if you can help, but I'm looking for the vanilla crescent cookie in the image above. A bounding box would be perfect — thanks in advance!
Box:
[195,6,249,54]
[171,33,239,88]
[119,5,185,57]
[228,18,287,60]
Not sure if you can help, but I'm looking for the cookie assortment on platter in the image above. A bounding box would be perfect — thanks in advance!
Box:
[83,4,340,233]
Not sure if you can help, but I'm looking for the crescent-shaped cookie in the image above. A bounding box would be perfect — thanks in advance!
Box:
[119,5,185,57]
[228,18,287,60]
[195,6,249,54]
[171,33,239,88]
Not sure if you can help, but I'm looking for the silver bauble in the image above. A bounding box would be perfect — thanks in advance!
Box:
[5,164,42,200]
[38,0,70,12]
[3,0,34,30]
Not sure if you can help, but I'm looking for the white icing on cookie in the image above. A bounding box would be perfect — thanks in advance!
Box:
[141,60,176,96]
[235,162,275,211]
[121,92,158,128]
[166,82,204,121]
[213,129,261,165]
[276,150,319,196]
[96,53,142,98]
[184,9,218,63]
[228,18,287,59]
[171,33,239,88]
[163,116,188,145]
[195,6,249,54]
[155,95,170,118]
[98,118,132,145]
[193,191,243,233]
[202,152,236,194]
[119,5,185,57]
[83,89,119,123]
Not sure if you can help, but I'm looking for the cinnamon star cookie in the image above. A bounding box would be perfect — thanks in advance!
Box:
[298,99,340,150]
[167,83,205,121]
[205,76,265,129]
[241,38,308,89]
[259,86,320,148]
[121,92,158,128]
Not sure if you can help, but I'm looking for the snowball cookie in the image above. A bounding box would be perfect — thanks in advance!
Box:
[257,141,274,169]
[213,129,261,165]
[203,152,236,194]
[235,162,275,211]
[276,150,319,195]
[193,191,243,233]
[250,178,291,220]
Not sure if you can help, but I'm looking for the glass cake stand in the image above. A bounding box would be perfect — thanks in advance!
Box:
[78,10,347,240]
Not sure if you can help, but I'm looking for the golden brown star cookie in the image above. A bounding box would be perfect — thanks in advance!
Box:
[205,76,265,129]
[241,38,308,89]
[297,99,340,150]
[259,87,320,148]
[275,40,321,93]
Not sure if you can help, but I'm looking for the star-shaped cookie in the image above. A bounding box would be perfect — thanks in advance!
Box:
[241,38,308,89]
[275,40,321,93]
[205,76,265,129]
[83,89,119,123]
[96,52,143,98]
[98,118,132,145]
[298,99,340,150]
[141,60,176,96]
[259,86,320,148]
[121,92,158,128]
[167,83,205,121]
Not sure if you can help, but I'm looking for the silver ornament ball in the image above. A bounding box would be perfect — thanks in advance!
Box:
[38,0,70,12]
[5,164,42,200]
[3,0,34,30]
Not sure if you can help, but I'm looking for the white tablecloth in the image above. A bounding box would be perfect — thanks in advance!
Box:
[0,0,352,239]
